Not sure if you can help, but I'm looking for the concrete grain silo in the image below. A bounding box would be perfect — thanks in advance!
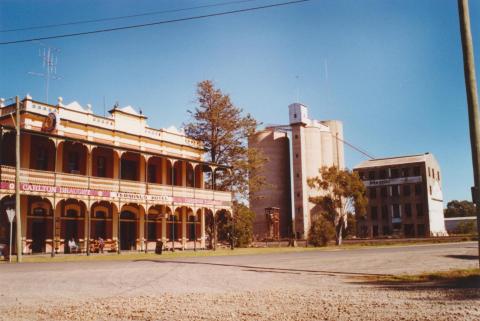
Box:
[249,129,292,239]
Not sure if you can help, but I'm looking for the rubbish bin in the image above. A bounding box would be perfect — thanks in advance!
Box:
[155,241,163,255]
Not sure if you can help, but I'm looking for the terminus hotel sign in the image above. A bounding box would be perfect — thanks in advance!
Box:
[364,176,422,187]
[0,182,228,206]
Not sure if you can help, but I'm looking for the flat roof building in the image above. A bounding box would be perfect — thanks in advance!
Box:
[0,95,232,255]
[353,153,447,238]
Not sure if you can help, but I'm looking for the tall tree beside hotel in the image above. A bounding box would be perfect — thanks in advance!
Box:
[184,80,266,246]
[307,166,367,245]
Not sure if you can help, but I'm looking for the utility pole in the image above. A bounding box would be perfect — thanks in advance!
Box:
[458,0,480,267]
[15,97,22,263]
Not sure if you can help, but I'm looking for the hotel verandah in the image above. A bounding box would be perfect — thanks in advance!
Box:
[0,95,232,255]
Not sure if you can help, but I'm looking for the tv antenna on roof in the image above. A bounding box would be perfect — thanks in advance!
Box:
[28,41,62,104]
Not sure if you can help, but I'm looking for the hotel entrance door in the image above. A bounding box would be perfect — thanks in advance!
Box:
[31,221,46,253]
[120,221,136,251]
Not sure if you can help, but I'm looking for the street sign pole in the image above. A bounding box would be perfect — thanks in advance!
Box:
[9,221,12,263]
[6,208,15,263]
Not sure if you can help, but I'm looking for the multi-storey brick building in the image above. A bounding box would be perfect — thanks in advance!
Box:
[353,153,447,238]
[0,95,232,255]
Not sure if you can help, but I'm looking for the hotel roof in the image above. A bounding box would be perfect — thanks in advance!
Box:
[354,153,437,169]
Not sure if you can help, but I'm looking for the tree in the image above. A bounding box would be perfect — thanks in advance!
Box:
[216,202,255,247]
[454,221,477,235]
[307,166,367,245]
[184,80,266,247]
[344,212,356,238]
[308,215,335,247]
[444,200,476,218]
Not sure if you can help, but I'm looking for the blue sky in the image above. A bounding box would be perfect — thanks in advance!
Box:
[1,0,479,203]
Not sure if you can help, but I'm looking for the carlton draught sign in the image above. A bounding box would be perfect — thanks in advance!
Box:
[0,182,111,197]
[0,182,228,206]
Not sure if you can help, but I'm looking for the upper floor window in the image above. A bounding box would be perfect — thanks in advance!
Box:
[381,187,388,198]
[121,159,137,181]
[391,185,400,196]
[368,171,375,180]
[186,166,194,187]
[36,148,49,171]
[369,187,377,199]
[390,168,399,178]
[392,204,400,218]
[401,168,409,177]
[413,166,421,176]
[379,170,387,179]
[97,156,106,177]
[148,164,157,183]
[405,203,412,217]
[371,206,378,220]
[381,205,388,219]
[415,183,422,195]
[68,152,79,173]
[416,203,424,217]
[403,185,411,196]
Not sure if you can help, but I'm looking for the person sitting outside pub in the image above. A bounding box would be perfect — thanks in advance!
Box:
[68,237,79,253]
[98,237,105,253]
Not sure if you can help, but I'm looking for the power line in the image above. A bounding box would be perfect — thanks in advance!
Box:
[266,123,375,160]
[0,0,261,33]
[0,0,310,45]
[333,135,375,160]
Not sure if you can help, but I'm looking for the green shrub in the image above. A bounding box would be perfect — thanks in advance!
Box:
[455,221,477,235]
[308,216,335,247]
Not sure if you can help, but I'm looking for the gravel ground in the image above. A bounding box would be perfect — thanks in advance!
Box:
[0,242,479,321]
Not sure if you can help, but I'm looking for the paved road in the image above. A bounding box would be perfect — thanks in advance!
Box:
[0,242,478,321]
[0,242,477,303]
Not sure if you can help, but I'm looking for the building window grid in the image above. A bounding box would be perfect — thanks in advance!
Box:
[371,206,378,220]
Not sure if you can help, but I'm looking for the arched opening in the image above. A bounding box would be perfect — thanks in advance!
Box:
[27,196,54,253]
[59,199,86,253]
[166,210,180,243]
[120,152,142,181]
[91,147,114,178]
[173,161,184,186]
[204,208,215,249]
[1,131,15,166]
[90,201,113,240]
[119,204,140,251]
[146,205,167,242]
[62,141,87,175]
[202,165,213,189]
[186,163,194,187]
[147,157,163,184]
[29,135,56,171]
[165,159,173,185]
[194,164,204,188]
[187,210,200,242]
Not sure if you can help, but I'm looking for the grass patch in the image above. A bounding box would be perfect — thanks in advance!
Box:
[371,268,480,285]
[2,246,330,264]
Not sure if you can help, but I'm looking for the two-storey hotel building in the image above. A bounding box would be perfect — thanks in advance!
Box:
[0,95,232,254]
